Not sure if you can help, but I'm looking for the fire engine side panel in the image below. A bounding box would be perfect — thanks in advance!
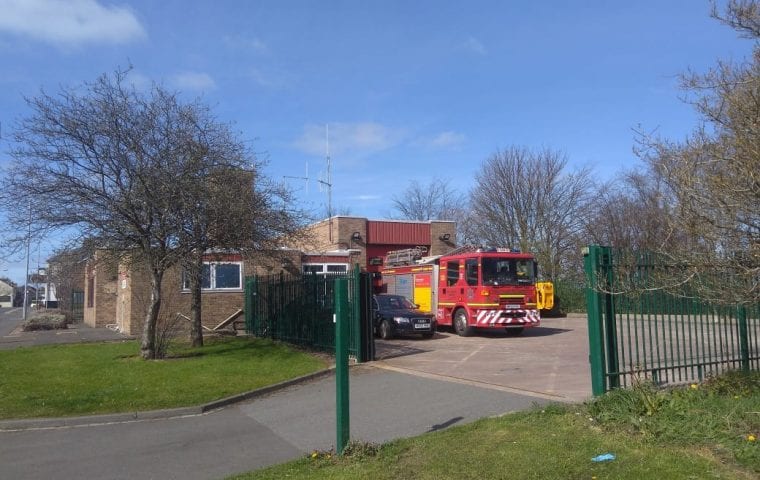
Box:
[394,274,413,301]
[384,274,395,295]
[413,273,432,313]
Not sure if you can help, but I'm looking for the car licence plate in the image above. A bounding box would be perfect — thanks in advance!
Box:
[414,323,430,329]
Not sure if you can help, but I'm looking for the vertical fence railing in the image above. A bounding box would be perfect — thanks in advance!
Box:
[244,266,373,361]
[585,245,760,395]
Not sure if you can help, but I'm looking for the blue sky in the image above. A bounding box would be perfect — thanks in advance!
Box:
[0,0,755,283]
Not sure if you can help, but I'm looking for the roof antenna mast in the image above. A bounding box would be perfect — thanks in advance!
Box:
[318,124,333,242]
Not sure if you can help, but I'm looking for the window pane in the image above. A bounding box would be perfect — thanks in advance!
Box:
[327,265,347,273]
[201,264,212,289]
[303,265,322,274]
[465,259,478,286]
[214,263,239,289]
[446,261,459,286]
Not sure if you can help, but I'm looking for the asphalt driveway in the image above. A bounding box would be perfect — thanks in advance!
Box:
[374,314,592,403]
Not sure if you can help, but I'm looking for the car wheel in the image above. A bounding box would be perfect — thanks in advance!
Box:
[453,309,473,337]
[505,327,524,337]
[379,319,394,340]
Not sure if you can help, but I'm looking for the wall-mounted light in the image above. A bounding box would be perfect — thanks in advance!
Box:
[439,233,451,242]
[351,231,362,241]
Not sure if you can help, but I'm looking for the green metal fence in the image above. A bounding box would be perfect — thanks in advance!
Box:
[584,245,760,395]
[244,266,374,361]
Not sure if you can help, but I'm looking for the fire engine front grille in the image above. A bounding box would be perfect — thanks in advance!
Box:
[498,297,525,308]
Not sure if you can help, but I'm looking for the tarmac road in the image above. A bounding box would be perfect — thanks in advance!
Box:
[0,365,549,480]
[0,307,24,337]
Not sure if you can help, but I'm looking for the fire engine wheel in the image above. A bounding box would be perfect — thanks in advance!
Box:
[379,320,394,340]
[453,309,474,337]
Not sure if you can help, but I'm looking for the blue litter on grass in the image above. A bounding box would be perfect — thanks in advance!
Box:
[591,453,616,462]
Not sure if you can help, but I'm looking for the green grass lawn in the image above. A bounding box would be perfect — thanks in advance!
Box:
[0,337,329,419]
[232,372,760,480]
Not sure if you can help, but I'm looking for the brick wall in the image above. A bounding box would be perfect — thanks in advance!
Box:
[117,255,257,336]
[429,221,457,255]
[83,253,118,328]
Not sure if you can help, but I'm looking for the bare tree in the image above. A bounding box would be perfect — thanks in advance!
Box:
[391,177,472,245]
[631,1,760,303]
[178,165,307,347]
[584,170,677,252]
[391,177,467,221]
[470,147,593,281]
[0,68,259,358]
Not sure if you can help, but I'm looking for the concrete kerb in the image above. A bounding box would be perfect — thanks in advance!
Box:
[0,367,336,432]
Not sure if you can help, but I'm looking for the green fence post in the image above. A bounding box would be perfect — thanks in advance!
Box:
[584,246,607,396]
[352,264,362,363]
[244,276,255,334]
[738,304,750,373]
[601,247,619,389]
[335,277,350,454]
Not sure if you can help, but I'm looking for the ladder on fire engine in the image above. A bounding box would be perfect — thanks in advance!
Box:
[384,246,428,266]
[443,245,516,256]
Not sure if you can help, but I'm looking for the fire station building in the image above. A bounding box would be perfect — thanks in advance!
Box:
[82,216,456,335]
[292,216,457,278]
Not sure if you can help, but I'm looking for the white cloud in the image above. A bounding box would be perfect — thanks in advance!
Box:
[294,122,404,157]
[463,36,486,56]
[0,0,146,46]
[169,72,216,91]
[352,194,381,201]
[427,131,466,148]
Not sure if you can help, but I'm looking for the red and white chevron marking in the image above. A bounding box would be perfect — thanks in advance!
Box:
[475,309,541,325]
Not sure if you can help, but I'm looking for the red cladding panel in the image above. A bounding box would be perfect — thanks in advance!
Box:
[367,221,430,245]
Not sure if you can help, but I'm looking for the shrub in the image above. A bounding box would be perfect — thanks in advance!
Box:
[22,312,68,331]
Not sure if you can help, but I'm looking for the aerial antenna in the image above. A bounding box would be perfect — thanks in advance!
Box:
[317,124,333,242]
[284,162,310,194]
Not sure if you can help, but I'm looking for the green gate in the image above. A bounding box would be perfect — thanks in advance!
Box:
[244,265,374,362]
[70,290,84,323]
[584,245,760,395]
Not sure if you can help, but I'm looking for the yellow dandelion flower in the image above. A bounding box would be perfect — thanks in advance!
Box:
[748,434,756,442]
[689,383,698,390]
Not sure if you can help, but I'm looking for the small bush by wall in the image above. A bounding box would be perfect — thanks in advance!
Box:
[22,312,68,331]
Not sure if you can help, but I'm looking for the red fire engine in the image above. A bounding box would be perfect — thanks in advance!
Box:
[381,246,553,336]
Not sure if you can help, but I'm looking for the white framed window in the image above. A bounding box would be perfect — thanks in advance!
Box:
[302,263,348,275]
[182,262,242,291]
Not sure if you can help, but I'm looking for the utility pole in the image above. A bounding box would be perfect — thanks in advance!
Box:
[22,203,31,321]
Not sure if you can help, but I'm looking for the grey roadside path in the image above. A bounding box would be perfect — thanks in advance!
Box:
[0,365,550,480]
[0,309,553,480]
[0,307,136,349]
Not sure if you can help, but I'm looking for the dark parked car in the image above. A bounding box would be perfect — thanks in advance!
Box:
[372,294,436,339]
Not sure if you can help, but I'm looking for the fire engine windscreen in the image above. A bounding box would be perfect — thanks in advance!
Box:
[481,258,535,286]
